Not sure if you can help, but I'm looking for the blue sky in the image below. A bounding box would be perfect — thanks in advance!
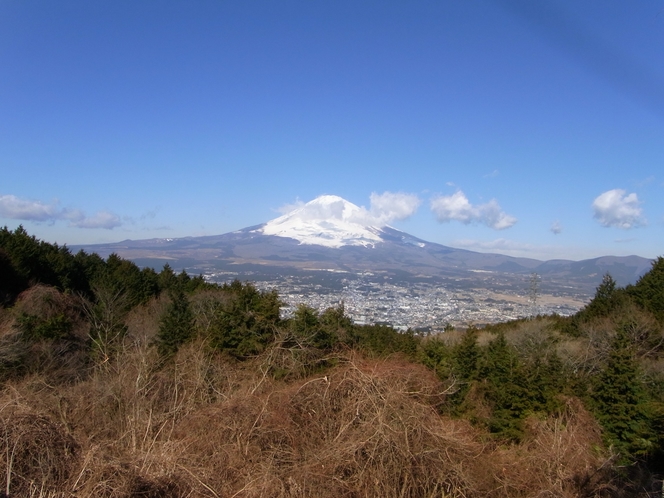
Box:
[1,0,662,261]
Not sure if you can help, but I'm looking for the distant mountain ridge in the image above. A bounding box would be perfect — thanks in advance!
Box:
[73,195,653,295]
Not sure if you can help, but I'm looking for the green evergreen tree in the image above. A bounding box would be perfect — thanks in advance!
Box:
[209,281,280,357]
[454,327,480,381]
[420,337,453,380]
[525,352,564,413]
[480,333,529,440]
[593,325,653,461]
[582,273,626,319]
[628,256,664,324]
[157,289,194,358]
[158,263,178,292]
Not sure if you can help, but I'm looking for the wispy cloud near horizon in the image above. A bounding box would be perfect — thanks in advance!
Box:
[0,194,123,229]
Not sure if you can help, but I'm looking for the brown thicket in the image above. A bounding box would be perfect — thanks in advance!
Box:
[0,289,627,497]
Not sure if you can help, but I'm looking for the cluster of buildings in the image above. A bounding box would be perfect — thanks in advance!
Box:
[202,270,583,331]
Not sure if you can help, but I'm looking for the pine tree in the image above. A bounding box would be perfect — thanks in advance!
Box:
[454,327,479,381]
[157,289,194,358]
[593,325,652,461]
[628,256,664,324]
[480,333,529,440]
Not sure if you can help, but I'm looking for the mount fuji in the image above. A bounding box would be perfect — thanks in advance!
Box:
[261,195,388,248]
[74,195,652,296]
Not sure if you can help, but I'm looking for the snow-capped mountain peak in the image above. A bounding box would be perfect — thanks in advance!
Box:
[260,195,386,248]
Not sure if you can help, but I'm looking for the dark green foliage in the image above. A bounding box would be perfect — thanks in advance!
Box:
[288,304,345,350]
[156,264,210,295]
[479,333,530,440]
[157,290,194,358]
[419,337,453,379]
[583,274,627,319]
[0,248,24,306]
[438,329,568,441]
[627,257,664,324]
[348,324,418,358]
[157,264,178,292]
[16,313,73,341]
[593,325,655,462]
[0,226,165,307]
[319,304,353,344]
[558,273,630,336]
[454,327,480,382]
[94,254,159,307]
[208,281,281,357]
[0,226,90,302]
[444,328,482,414]
[524,352,565,413]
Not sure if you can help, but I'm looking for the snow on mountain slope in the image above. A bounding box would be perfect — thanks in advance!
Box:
[260,195,386,248]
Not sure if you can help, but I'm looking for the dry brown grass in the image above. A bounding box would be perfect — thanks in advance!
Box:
[172,354,483,497]
[0,303,619,497]
[0,401,79,496]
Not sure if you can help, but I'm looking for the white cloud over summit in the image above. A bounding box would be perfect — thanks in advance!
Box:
[592,189,643,229]
[276,192,421,227]
[0,194,122,229]
[367,191,421,225]
[276,199,305,215]
[430,191,516,230]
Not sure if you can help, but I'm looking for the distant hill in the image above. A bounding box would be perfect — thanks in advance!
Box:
[73,195,653,296]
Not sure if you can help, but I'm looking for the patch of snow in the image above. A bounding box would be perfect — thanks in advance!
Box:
[261,195,386,248]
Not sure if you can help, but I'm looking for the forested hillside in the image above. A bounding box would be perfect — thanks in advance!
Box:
[1,226,663,497]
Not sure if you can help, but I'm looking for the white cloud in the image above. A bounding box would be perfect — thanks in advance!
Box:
[277,192,421,227]
[0,195,60,221]
[368,191,421,225]
[550,220,562,234]
[0,193,123,229]
[592,189,643,229]
[430,191,516,230]
[276,198,305,215]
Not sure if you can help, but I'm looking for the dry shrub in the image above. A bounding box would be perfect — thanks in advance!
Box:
[11,285,81,323]
[0,403,79,496]
[124,295,168,345]
[70,453,188,498]
[430,327,465,346]
[1,285,89,383]
[0,334,621,497]
[173,354,485,497]
[559,303,663,378]
[506,319,557,354]
[487,397,615,498]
